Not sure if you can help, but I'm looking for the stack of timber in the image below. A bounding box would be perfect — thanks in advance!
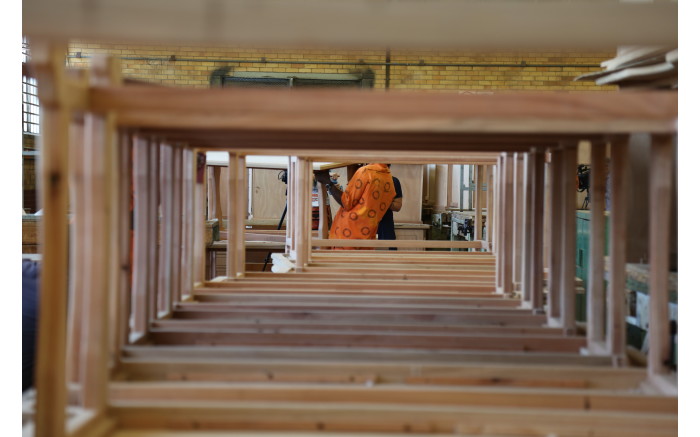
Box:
[23,48,678,437]
[575,46,678,89]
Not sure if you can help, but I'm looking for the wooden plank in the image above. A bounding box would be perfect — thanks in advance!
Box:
[33,42,71,437]
[501,154,514,295]
[520,152,533,305]
[560,144,577,335]
[513,154,525,296]
[530,150,546,310]
[193,152,206,285]
[147,141,161,321]
[109,402,676,436]
[547,148,563,323]
[227,153,246,278]
[474,164,483,242]
[116,359,650,389]
[108,382,677,414]
[486,165,494,246]
[66,117,85,386]
[180,149,194,300]
[169,147,183,306]
[648,135,673,376]
[311,239,484,249]
[131,137,151,340]
[157,143,173,316]
[607,136,630,364]
[116,132,134,351]
[25,0,677,48]
[587,141,607,349]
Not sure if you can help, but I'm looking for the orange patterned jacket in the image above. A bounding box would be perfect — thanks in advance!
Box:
[329,163,396,250]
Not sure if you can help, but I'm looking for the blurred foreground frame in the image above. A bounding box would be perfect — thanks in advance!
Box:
[22,1,678,437]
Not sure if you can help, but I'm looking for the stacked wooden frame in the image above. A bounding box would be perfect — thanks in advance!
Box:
[25,44,678,437]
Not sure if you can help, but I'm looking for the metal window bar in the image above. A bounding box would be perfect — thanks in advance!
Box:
[23,76,40,135]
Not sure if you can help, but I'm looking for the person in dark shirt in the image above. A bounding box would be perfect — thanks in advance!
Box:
[377,174,402,249]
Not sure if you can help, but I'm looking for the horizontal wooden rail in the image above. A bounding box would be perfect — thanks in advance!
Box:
[312,239,486,249]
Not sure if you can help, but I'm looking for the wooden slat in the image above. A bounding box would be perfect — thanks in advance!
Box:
[157,143,173,316]
[170,147,183,305]
[227,153,247,278]
[607,136,630,364]
[648,135,673,376]
[486,165,494,246]
[520,152,533,306]
[192,152,206,285]
[501,154,514,295]
[560,144,577,335]
[512,156,524,292]
[131,137,150,340]
[89,87,678,135]
[587,141,607,349]
[147,141,161,321]
[547,148,563,323]
[33,42,71,437]
[530,149,545,310]
[180,149,194,300]
[115,131,133,353]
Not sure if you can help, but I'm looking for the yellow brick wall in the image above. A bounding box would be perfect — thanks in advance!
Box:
[67,41,616,92]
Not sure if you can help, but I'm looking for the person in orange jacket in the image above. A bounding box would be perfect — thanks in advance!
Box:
[317,163,396,250]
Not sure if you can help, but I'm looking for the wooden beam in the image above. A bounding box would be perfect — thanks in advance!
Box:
[648,135,674,376]
[131,137,151,341]
[170,147,183,305]
[157,143,174,317]
[147,140,161,321]
[547,148,563,323]
[500,154,514,295]
[33,41,70,437]
[560,144,578,335]
[180,149,195,300]
[193,152,206,286]
[311,239,484,249]
[227,153,247,278]
[520,152,533,305]
[89,87,678,135]
[530,149,545,311]
[486,165,494,247]
[607,136,630,364]
[587,141,607,350]
[25,0,677,48]
[115,131,133,353]
[512,155,524,293]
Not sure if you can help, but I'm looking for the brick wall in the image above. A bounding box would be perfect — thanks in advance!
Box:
[67,41,616,92]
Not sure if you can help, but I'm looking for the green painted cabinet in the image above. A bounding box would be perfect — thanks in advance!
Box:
[574,210,610,321]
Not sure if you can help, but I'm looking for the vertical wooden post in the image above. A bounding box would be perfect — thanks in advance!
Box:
[180,149,194,300]
[560,143,578,335]
[607,136,629,364]
[66,116,85,386]
[486,165,494,248]
[286,157,296,258]
[474,165,483,242]
[227,152,247,278]
[193,151,207,286]
[494,157,503,289]
[530,149,546,311]
[115,132,133,351]
[587,141,607,351]
[317,178,329,240]
[131,137,150,340]
[513,155,524,293]
[542,151,551,295]
[147,141,161,320]
[171,146,183,303]
[520,152,533,305]
[547,148,563,324]
[213,166,223,231]
[499,154,514,295]
[294,158,312,271]
[648,134,673,375]
[157,143,174,316]
[33,42,70,437]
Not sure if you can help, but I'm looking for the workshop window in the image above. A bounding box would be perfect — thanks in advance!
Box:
[22,37,40,135]
[222,71,373,89]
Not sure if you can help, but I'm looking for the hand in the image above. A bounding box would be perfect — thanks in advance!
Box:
[314,170,333,186]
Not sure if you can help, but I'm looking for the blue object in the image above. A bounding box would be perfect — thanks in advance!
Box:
[23,259,39,392]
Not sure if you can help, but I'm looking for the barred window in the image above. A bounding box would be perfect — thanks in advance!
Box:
[22,37,40,135]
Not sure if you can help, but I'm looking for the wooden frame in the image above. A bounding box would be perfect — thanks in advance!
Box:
[26,51,678,436]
